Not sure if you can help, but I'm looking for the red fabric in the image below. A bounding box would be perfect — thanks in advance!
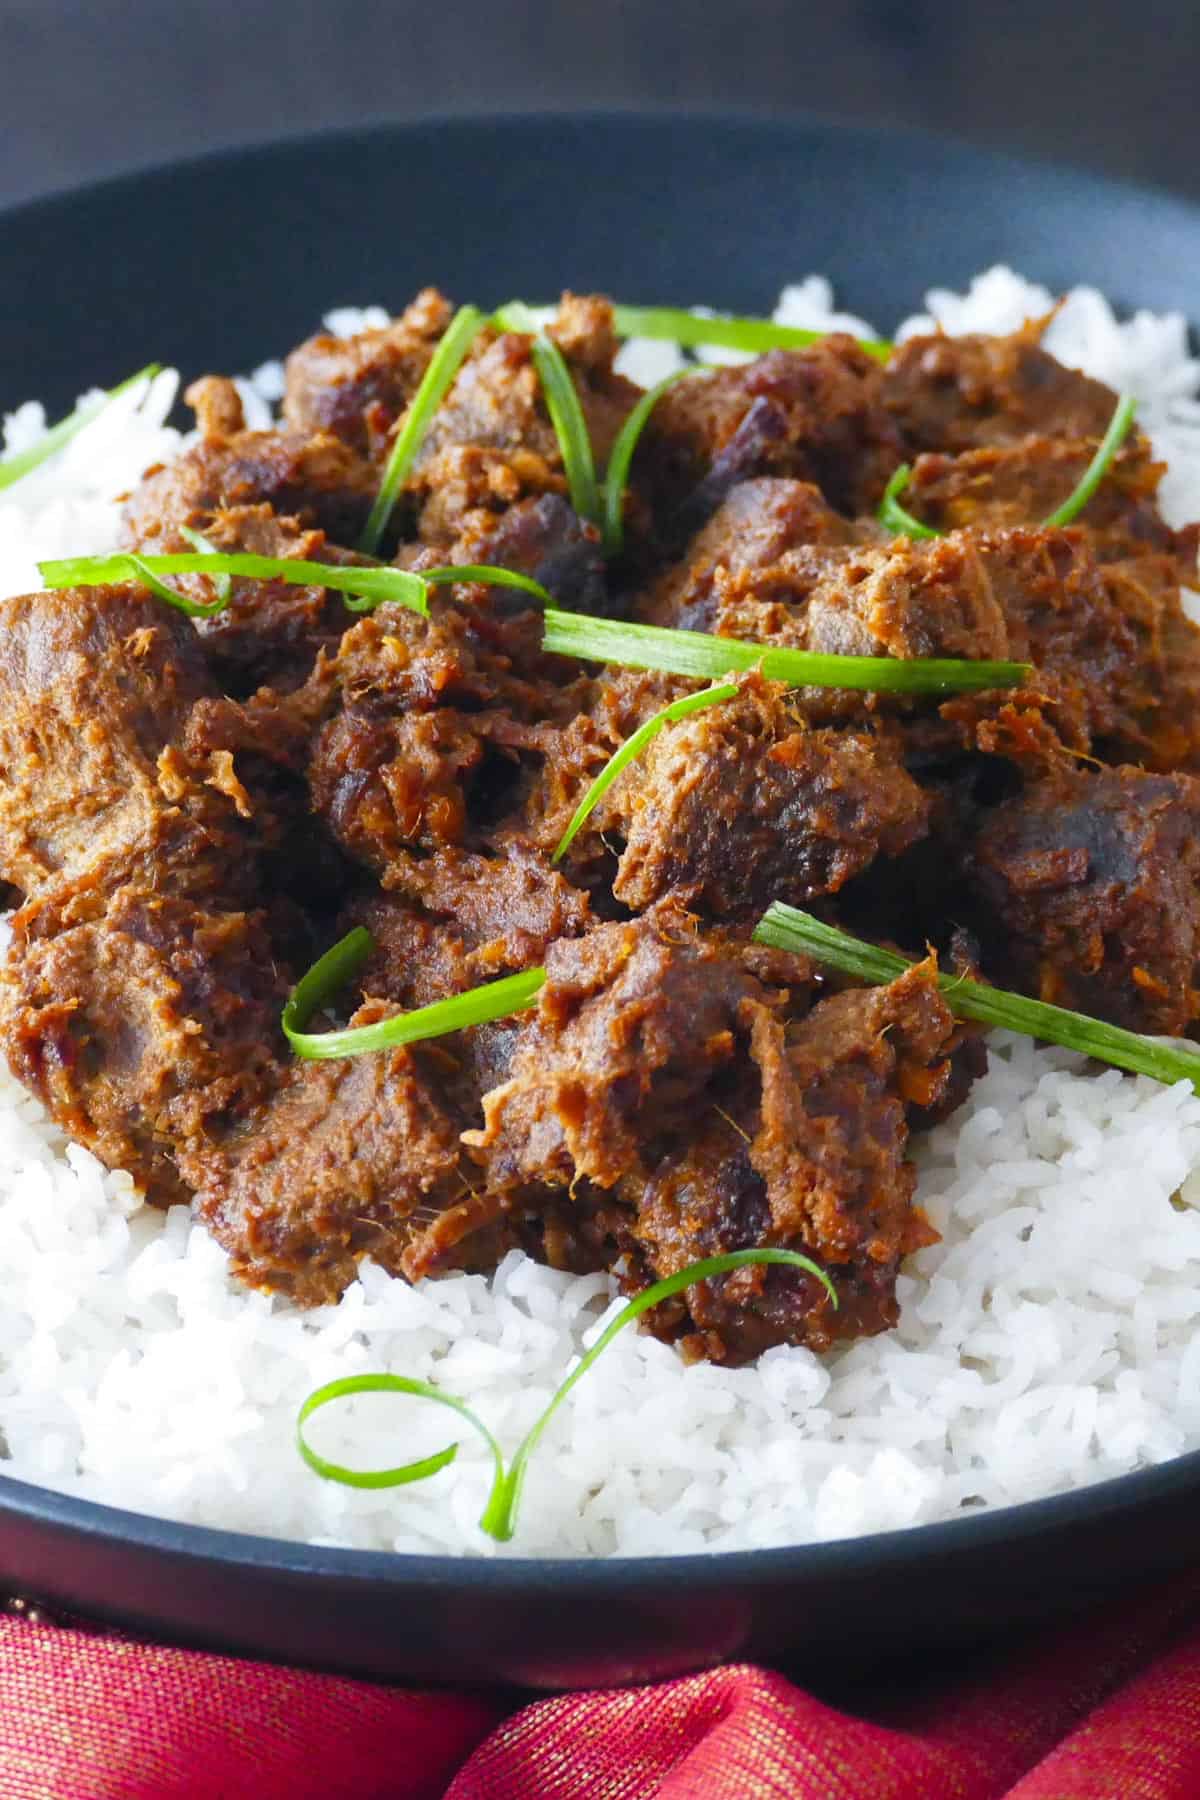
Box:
[3,1577,1200,1798]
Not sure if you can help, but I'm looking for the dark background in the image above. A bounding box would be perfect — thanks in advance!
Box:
[3,0,1198,211]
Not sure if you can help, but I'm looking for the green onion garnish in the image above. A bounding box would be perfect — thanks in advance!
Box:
[601,368,695,555]
[282,925,544,1060]
[491,301,545,335]
[610,304,893,363]
[529,334,602,527]
[752,901,1200,1095]
[0,364,161,494]
[1041,392,1138,528]
[553,681,738,863]
[297,1247,836,1541]
[39,549,554,620]
[493,302,603,527]
[124,554,227,619]
[879,392,1138,539]
[878,463,942,540]
[38,550,430,617]
[178,525,231,603]
[340,563,552,615]
[540,607,1030,695]
[358,304,487,557]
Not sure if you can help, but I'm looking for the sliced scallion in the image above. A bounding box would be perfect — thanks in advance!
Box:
[39,551,430,617]
[358,304,487,557]
[491,300,544,335]
[297,1247,836,1541]
[297,1374,496,1492]
[178,525,232,603]
[1041,392,1138,528]
[421,562,551,603]
[528,333,601,526]
[610,304,893,363]
[553,681,738,862]
[493,302,603,527]
[541,607,1030,695]
[0,364,161,494]
[282,926,545,1060]
[878,463,942,540]
[340,562,552,615]
[601,368,695,555]
[124,553,227,618]
[752,901,1200,1095]
[878,392,1138,540]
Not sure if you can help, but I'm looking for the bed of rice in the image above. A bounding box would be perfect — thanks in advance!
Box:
[2,267,1200,1559]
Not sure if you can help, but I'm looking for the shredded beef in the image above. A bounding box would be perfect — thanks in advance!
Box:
[4,295,1198,1362]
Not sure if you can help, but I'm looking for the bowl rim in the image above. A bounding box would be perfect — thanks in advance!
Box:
[4,1436,1200,1590]
[3,106,1200,1592]
[5,104,1199,239]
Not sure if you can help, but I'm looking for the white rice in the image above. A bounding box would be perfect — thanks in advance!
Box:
[2,269,1200,1558]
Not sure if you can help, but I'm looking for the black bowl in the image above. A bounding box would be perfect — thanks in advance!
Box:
[1,112,1199,1689]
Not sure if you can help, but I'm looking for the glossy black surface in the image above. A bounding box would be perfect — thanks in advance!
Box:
[1,114,1198,1687]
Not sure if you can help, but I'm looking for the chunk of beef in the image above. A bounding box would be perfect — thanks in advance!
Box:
[974,528,1200,765]
[1,889,286,1202]
[603,674,930,915]
[185,1032,469,1305]
[632,964,956,1362]
[283,288,453,452]
[901,435,1183,567]
[307,588,588,874]
[364,844,590,975]
[123,426,378,551]
[638,476,873,634]
[310,704,504,865]
[423,491,610,617]
[327,594,568,723]
[882,329,1119,453]
[0,585,247,904]
[467,908,964,1364]
[182,504,356,693]
[0,584,292,1205]
[464,907,778,1191]
[968,765,1200,1034]
[635,337,903,535]
[412,294,639,544]
[185,375,245,439]
[346,854,591,1113]
[672,513,1199,767]
[514,668,683,878]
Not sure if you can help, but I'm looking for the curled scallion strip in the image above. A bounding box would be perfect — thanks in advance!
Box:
[553,681,738,863]
[39,550,430,617]
[878,462,942,540]
[541,606,1030,695]
[601,368,695,555]
[297,1247,837,1541]
[1041,392,1138,528]
[752,901,1200,1094]
[879,392,1138,540]
[178,525,232,603]
[610,304,893,363]
[358,304,487,556]
[125,553,227,618]
[282,926,545,1060]
[297,1374,498,1494]
[0,364,162,493]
